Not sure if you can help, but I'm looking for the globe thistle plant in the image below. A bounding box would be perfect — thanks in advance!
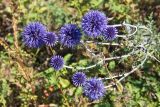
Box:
[50,55,64,71]
[72,72,86,87]
[59,24,82,48]
[43,32,57,46]
[22,22,47,48]
[102,26,118,40]
[83,77,105,101]
[81,10,108,37]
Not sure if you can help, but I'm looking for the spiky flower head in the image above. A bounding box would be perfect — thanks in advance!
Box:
[81,10,108,37]
[83,77,105,101]
[43,32,57,46]
[22,22,47,48]
[102,26,118,40]
[50,55,64,71]
[72,72,86,87]
[59,24,82,48]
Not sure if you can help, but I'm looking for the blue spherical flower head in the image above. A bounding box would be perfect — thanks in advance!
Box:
[83,77,105,101]
[50,55,64,71]
[81,10,108,37]
[22,22,47,48]
[102,26,118,40]
[59,24,82,48]
[43,32,57,46]
[72,72,86,87]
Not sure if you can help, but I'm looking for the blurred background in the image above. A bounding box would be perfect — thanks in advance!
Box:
[0,0,160,106]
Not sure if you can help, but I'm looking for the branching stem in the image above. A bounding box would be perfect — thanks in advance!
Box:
[64,53,132,70]
[105,54,148,89]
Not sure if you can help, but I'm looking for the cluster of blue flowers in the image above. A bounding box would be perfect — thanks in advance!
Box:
[21,10,116,101]
[82,10,118,39]
[72,72,105,101]
[22,10,118,49]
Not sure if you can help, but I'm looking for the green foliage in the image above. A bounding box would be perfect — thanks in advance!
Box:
[0,0,160,106]
[59,77,70,88]
[18,0,71,29]
[64,54,73,65]
[108,61,116,71]
[0,79,10,106]
[75,87,83,96]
